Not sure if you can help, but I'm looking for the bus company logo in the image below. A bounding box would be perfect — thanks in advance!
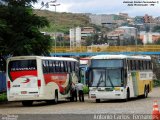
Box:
[22,78,30,83]
[11,67,36,71]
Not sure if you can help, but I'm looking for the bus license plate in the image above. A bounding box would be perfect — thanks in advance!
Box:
[21,91,27,94]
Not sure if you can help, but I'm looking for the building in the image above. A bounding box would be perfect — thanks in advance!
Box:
[143,14,154,23]
[89,14,118,27]
[134,16,145,25]
[41,32,64,39]
[107,26,138,45]
[154,17,160,24]
[70,27,95,48]
[139,32,160,44]
[119,13,129,19]
[70,27,81,48]
[81,27,96,39]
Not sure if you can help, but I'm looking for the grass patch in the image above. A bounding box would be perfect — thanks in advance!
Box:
[0,93,7,102]
[153,79,160,87]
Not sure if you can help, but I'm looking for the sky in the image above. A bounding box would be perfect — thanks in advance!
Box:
[33,0,160,17]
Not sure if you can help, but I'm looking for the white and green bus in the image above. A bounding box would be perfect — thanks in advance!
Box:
[88,55,153,102]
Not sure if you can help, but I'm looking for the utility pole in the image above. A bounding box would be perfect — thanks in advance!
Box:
[50,3,61,53]
[40,1,60,53]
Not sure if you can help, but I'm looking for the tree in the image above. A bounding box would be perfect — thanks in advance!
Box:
[155,37,160,45]
[152,26,160,33]
[0,0,52,56]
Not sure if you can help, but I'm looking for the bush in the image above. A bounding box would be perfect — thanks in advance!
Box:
[153,79,160,87]
[83,85,89,94]
[0,93,7,102]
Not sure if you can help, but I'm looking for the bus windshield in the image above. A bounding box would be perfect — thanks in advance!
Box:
[91,59,123,68]
[89,59,124,87]
[8,60,37,71]
[90,69,123,87]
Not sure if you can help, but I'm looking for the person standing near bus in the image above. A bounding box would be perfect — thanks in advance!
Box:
[71,82,77,102]
[76,81,84,102]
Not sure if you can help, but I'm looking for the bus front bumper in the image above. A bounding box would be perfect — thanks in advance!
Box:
[89,90,126,100]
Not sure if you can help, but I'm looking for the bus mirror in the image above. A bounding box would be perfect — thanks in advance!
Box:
[125,73,127,78]
[128,73,131,77]
[86,70,89,80]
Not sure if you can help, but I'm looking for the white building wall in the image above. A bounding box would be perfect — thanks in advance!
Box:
[76,27,81,47]
[70,28,75,48]
[70,27,82,48]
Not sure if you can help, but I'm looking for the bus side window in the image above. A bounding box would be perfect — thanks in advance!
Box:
[69,62,72,72]
[74,62,76,71]
[67,62,70,73]
[63,61,66,72]
[136,60,139,70]
[54,61,58,72]
[140,60,142,70]
[71,62,75,71]
[149,61,152,70]
[57,61,61,72]
[127,60,130,71]
[49,60,52,73]
[61,61,64,73]
[131,60,134,70]
[52,61,55,73]
[42,61,46,73]
[42,60,48,73]
[144,61,147,70]
[147,61,150,70]
[64,61,68,72]
[46,60,49,73]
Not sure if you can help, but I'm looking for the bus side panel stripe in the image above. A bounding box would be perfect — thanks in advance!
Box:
[9,70,37,81]
[44,73,70,95]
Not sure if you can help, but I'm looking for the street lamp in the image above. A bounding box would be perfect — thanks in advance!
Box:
[50,3,61,53]
[50,4,61,12]
[40,0,57,10]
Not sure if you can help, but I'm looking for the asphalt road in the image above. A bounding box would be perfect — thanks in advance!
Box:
[0,87,160,120]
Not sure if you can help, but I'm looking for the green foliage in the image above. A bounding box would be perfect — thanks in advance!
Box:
[34,10,91,34]
[137,38,143,45]
[0,0,52,56]
[153,80,160,87]
[154,38,160,45]
[83,85,89,94]
[152,26,160,33]
[0,93,7,102]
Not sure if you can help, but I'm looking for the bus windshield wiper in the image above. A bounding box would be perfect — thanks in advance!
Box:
[97,71,105,87]
[106,70,114,88]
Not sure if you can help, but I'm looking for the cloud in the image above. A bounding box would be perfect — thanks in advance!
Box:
[34,0,160,17]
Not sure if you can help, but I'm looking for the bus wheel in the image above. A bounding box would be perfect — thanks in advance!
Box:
[144,87,148,98]
[54,91,58,104]
[22,101,33,106]
[124,89,130,102]
[96,99,100,103]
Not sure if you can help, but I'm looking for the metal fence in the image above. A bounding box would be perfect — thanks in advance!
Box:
[50,45,160,53]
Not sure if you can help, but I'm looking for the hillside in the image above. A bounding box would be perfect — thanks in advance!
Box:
[34,10,92,34]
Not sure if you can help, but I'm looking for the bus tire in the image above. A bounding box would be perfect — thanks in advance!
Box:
[143,86,148,98]
[96,99,100,103]
[22,101,33,106]
[54,91,58,104]
[126,89,130,101]
[123,88,130,102]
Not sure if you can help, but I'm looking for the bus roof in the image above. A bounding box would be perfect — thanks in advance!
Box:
[7,56,78,62]
[91,55,151,60]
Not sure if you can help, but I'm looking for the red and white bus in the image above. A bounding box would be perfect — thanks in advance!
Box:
[7,56,79,106]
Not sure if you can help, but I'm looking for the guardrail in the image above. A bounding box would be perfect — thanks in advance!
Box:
[50,45,160,53]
